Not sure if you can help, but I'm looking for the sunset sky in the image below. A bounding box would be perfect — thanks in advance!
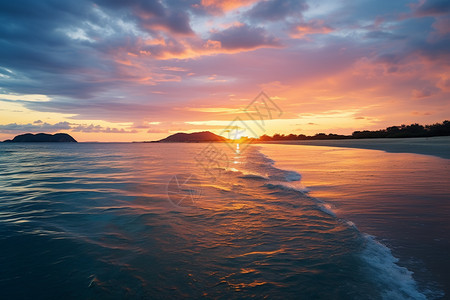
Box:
[1,0,449,142]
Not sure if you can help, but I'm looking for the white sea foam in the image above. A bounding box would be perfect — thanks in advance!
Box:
[361,234,428,300]
[318,203,336,217]
[284,170,301,182]
[263,182,309,194]
[239,173,270,180]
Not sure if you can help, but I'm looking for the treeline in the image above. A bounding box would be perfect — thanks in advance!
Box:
[351,121,450,138]
[258,133,351,141]
[256,120,450,141]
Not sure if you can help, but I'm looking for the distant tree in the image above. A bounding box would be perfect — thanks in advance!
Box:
[259,134,272,141]
[425,120,450,136]
[313,133,327,140]
[272,133,282,140]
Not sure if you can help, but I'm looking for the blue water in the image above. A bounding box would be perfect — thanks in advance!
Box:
[0,143,445,299]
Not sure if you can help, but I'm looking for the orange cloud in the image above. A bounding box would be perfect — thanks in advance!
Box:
[116,33,280,62]
[201,0,257,13]
[291,20,333,39]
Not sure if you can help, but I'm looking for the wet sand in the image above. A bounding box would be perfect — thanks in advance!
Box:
[261,136,450,159]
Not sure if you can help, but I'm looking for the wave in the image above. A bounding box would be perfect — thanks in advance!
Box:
[360,234,428,300]
[242,148,302,183]
[238,174,270,181]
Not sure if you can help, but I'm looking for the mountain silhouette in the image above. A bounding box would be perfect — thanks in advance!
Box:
[3,133,77,143]
[156,131,227,143]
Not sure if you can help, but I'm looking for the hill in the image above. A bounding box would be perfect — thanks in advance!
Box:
[155,131,227,143]
[3,133,77,143]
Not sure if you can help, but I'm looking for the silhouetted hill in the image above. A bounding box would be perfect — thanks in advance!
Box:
[3,133,77,143]
[156,131,227,143]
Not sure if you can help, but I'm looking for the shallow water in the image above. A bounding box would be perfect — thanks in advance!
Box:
[260,144,450,298]
[0,143,448,299]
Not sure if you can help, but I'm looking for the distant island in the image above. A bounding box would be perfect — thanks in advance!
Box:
[3,133,77,143]
[148,131,227,143]
[145,120,450,143]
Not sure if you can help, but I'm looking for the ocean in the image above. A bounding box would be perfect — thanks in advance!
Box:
[0,142,449,299]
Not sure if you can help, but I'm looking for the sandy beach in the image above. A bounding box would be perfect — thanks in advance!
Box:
[261,136,450,159]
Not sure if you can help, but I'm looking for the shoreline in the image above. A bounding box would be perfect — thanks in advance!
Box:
[258,143,450,297]
[3,136,450,160]
[258,136,450,160]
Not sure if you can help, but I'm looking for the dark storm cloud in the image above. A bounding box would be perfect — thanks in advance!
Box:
[210,24,281,50]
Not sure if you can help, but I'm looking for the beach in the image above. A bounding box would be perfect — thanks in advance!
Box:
[262,136,450,160]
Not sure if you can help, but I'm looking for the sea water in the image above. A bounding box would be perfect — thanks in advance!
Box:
[0,142,448,299]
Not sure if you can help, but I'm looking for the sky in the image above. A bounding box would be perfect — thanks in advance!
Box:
[0,0,449,142]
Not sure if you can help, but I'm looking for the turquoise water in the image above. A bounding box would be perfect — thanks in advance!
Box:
[0,143,447,299]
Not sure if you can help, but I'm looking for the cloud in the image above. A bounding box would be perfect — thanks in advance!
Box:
[0,121,137,134]
[0,0,197,99]
[94,0,194,35]
[146,128,169,133]
[246,0,307,21]
[431,16,450,36]
[210,24,281,50]
[0,122,71,133]
[412,86,440,98]
[414,0,450,17]
[198,0,258,16]
[137,9,194,35]
[290,20,333,39]
[8,98,172,122]
[71,124,138,133]
[365,31,406,40]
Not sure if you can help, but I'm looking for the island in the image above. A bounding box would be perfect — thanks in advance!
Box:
[3,133,77,143]
[149,131,227,143]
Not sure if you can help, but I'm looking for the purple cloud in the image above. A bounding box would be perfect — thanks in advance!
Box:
[415,0,450,17]
[0,122,71,133]
[210,24,281,50]
[71,124,138,133]
[246,0,307,21]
